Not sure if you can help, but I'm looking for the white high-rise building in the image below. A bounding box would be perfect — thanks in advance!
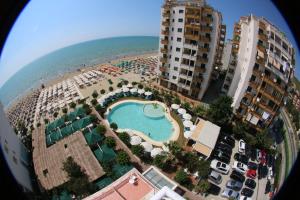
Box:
[0,103,33,192]
[222,15,295,130]
[157,0,226,100]
[220,39,232,71]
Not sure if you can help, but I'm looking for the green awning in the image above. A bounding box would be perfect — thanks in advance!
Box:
[60,125,74,137]
[46,118,65,134]
[112,164,133,178]
[51,191,71,200]
[84,131,103,146]
[67,113,76,122]
[94,177,113,190]
[93,144,116,163]
[72,116,92,131]
[50,131,62,142]
[46,135,53,146]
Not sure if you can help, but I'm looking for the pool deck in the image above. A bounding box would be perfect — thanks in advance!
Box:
[104,99,180,147]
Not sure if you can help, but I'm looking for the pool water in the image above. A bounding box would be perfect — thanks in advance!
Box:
[107,102,174,142]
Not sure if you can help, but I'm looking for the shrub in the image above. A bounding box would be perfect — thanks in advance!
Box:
[100,89,105,94]
[95,125,106,135]
[110,122,118,131]
[118,132,130,146]
[92,90,99,98]
[117,82,123,88]
[53,112,59,118]
[105,136,116,148]
[44,118,49,124]
[124,80,129,85]
[194,179,210,194]
[82,103,92,114]
[116,151,130,165]
[108,79,113,85]
[91,98,98,106]
[153,155,167,169]
[132,81,137,85]
[37,122,41,127]
[109,86,114,92]
[138,84,143,89]
[131,145,144,157]
[69,102,76,108]
[62,107,68,114]
[174,169,189,185]
[173,97,181,105]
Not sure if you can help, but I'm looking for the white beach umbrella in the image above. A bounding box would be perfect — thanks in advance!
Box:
[145,91,152,96]
[115,89,122,94]
[141,142,153,152]
[122,87,129,92]
[162,145,169,152]
[130,88,137,93]
[183,120,193,128]
[107,92,115,97]
[177,108,186,115]
[171,104,180,110]
[126,83,133,88]
[183,113,192,120]
[190,125,197,131]
[151,148,163,157]
[130,135,142,145]
[184,131,192,139]
[137,89,145,94]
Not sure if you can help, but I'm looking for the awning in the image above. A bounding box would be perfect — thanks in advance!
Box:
[141,142,153,152]
[130,135,142,145]
[183,113,192,120]
[151,148,163,157]
[171,104,180,110]
[178,108,186,115]
[184,131,192,139]
[138,89,145,94]
[145,91,153,96]
[183,120,193,128]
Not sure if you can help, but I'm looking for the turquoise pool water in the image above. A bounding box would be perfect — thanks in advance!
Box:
[107,102,174,142]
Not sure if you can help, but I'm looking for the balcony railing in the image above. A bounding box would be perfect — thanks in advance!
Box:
[185,23,201,30]
[161,30,169,35]
[199,35,211,43]
[194,66,206,73]
[160,57,167,63]
[257,43,266,53]
[161,39,168,45]
[197,56,208,63]
[256,56,265,66]
[263,76,286,94]
[185,33,199,41]
[258,32,268,42]
[260,89,281,105]
[160,47,168,54]
[201,16,213,23]
[162,20,170,27]
[159,66,167,72]
[198,46,210,53]
[259,21,266,30]
[201,25,213,32]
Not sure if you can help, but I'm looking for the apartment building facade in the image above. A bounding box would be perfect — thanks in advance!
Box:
[222,15,295,130]
[157,0,226,100]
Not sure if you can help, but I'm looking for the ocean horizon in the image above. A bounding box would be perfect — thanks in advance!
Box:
[0,36,159,108]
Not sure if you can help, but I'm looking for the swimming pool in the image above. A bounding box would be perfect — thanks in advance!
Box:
[107,101,175,142]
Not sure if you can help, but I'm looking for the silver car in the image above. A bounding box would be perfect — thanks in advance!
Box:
[221,188,240,199]
[226,179,243,191]
[208,170,222,184]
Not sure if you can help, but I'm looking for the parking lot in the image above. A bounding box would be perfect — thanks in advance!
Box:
[202,135,274,200]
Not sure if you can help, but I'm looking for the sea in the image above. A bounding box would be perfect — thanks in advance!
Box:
[0,36,159,108]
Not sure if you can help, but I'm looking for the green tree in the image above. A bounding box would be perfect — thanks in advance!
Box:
[100,89,106,94]
[90,114,98,123]
[132,81,137,85]
[232,121,248,139]
[118,132,130,146]
[53,112,59,118]
[37,122,41,127]
[62,107,68,114]
[197,160,210,178]
[92,90,99,98]
[95,124,106,135]
[174,169,189,185]
[44,118,49,124]
[91,98,98,106]
[163,94,173,106]
[173,97,181,105]
[131,145,144,157]
[153,154,167,169]
[255,129,273,150]
[116,151,130,165]
[110,122,118,131]
[83,103,92,114]
[182,102,191,111]
[182,152,199,173]
[207,96,233,126]
[105,136,116,148]
[109,86,114,92]
[194,179,210,194]
[69,102,76,109]
[123,80,129,85]
[117,82,123,88]
[138,84,143,89]
[193,105,207,117]
[167,141,182,158]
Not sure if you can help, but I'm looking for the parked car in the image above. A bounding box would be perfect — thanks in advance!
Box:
[245,178,256,189]
[234,153,249,164]
[239,195,252,200]
[247,162,258,170]
[238,140,246,154]
[221,188,240,199]
[226,179,243,191]
[208,170,222,184]
[219,141,234,150]
[267,167,273,180]
[210,159,230,174]
[207,183,221,195]
[246,169,257,179]
[241,188,254,197]
[213,150,231,164]
[233,161,248,174]
[216,144,232,155]
[221,135,235,147]
[230,170,245,183]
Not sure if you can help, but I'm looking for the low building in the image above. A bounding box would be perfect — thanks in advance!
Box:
[188,117,220,159]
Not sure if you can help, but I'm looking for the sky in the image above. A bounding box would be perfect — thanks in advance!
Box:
[0,0,299,87]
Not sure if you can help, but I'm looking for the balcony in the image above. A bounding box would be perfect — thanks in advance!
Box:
[194,66,206,73]
[161,39,168,45]
[221,25,226,33]
[182,53,197,61]
[232,44,239,54]
[263,76,286,94]
[249,81,260,89]
[260,89,281,105]
[160,57,167,63]
[159,75,169,80]
[257,43,266,53]
[184,43,198,50]
[162,20,170,27]
[201,25,213,32]
[199,35,211,43]
[256,56,265,66]
[198,46,210,53]
[185,23,201,30]
[202,6,213,15]
[244,92,254,101]
[160,47,168,54]
[162,11,170,18]
[185,33,199,41]
[159,66,167,72]
[259,21,266,30]
[252,67,262,77]
[258,32,268,42]
[161,29,169,35]
[201,16,213,23]
[257,102,276,115]
[197,56,208,64]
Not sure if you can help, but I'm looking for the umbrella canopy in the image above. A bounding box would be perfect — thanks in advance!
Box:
[115,89,122,93]
[183,113,192,120]
[162,145,169,152]
[151,148,163,157]
[141,142,153,152]
[183,120,193,128]
[171,104,180,110]
[130,88,137,93]
[137,89,145,94]
[130,135,142,145]
[190,125,197,131]
[178,108,186,115]
[184,131,192,139]
[126,83,133,88]
[122,87,129,92]
[145,91,152,96]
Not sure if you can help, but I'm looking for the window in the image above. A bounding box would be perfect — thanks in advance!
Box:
[275,34,281,45]
[169,55,171,59]
[172,19,174,22]
[246,86,252,92]
[170,46,172,50]
[178,18,183,22]
[175,57,179,62]
[270,32,275,40]
[171,36,173,41]
[172,27,174,32]
[186,80,191,85]
[174,67,178,71]
[173,10,175,14]
[177,28,182,32]
[179,9,184,14]
[176,47,180,52]
[172,76,177,80]
[188,71,193,76]
[177,37,182,42]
